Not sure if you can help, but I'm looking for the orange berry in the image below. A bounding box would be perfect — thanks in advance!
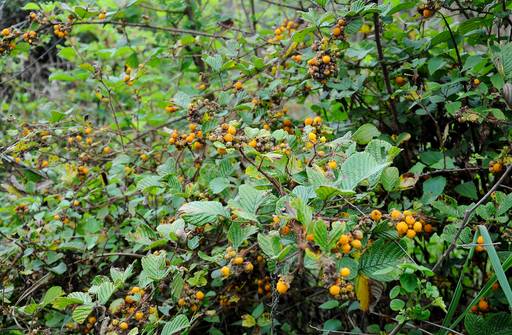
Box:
[351,239,362,249]
[370,210,382,221]
[304,117,313,126]
[406,229,416,239]
[276,280,289,294]
[413,221,423,233]
[195,291,205,300]
[223,133,234,142]
[478,299,489,311]
[306,234,314,242]
[227,125,237,135]
[395,76,407,86]
[340,267,350,277]
[220,266,230,278]
[423,8,433,17]
[119,322,129,330]
[477,235,484,244]
[327,160,337,169]
[329,285,341,296]
[396,221,409,235]
[134,311,144,321]
[233,81,243,90]
[322,55,331,64]
[338,234,350,245]
[390,209,402,220]
[405,215,415,225]
[248,139,257,148]
[341,243,351,254]
[332,27,342,36]
[424,223,433,233]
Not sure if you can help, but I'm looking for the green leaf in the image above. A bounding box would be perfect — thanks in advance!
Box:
[141,254,169,281]
[478,225,512,307]
[209,177,230,194]
[381,167,399,191]
[338,152,389,190]
[97,281,115,304]
[390,299,405,311]
[314,220,329,253]
[359,239,407,281]
[40,286,64,307]
[455,181,478,200]
[179,201,229,226]
[421,176,446,204]
[319,300,339,309]
[161,314,190,335]
[352,123,381,145]
[72,304,94,324]
[228,222,258,249]
[136,175,162,191]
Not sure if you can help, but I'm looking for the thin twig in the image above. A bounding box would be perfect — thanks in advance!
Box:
[432,164,512,272]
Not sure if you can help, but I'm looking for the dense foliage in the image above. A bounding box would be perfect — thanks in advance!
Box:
[1,0,512,334]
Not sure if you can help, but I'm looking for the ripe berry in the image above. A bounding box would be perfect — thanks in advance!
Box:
[340,267,350,277]
[223,133,234,142]
[227,125,237,135]
[308,132,317,143]
[370,209,382,221]
[332,27,342,36]
[327,160,337,169]
[390,209,402,220]
[178,298,187,306]
[306,234,314,242]
[304,117,313,126]
[88,316,96,324]
[195,291,205,300]
[342,244,351,254]
[119,322,129,330]
[233,81,243,90]
[244,262,254,272]
[413,221,423,233]
[477,235,484,244]
[103,146,111,154]
[1,28,10,36]
[473,78,480,86]
[478,299,489,311]
[276,279,289,294]
[405,215,415,225]
[233,256,244,265]
[329,285,341,296]
[406,229,416,239]
[338,234,350,245]
[351,239,362,249]
[423,8,433,17]
[134,311,144,321]
[248,139,257,148]
[220,266,230,278]
[424,223,433,233]
[396,221,408,235]
[395,76,407,86]
[322,55,331,64]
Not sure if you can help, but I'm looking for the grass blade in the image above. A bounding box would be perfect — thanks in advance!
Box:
[478,225,512,307]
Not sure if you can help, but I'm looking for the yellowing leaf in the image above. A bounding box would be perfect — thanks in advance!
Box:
[356,274,370,312]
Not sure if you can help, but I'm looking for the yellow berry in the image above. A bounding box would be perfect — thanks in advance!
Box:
[234,81,243,90]
[338,234,349,245]
[233,256,244,265]
[195,291,205,300]
[340,267,350,277]
[223,133,234,142]
[308,132,317,143]
[304,117,313,126]
[276,280,289,294]
[329,285,341,296]
[342,243,351,254]
[322,55,331,64]
[134,311,144,321]
[119,322,129,330]
[477,235,484,244]
[390,209,402,220]
[351,239,362,249]
[396,221,408,235]
[227,125,237,135]
[220,266,230,278]
[413,221,423,233]
[405,215,415,225]
[406,229,416,239]
[370,209,382,221]
[244,262,254,272]
[327,160,337,169]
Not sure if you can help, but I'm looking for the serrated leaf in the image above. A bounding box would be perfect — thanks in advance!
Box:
[352,123,380,145]
[314,220,329,253]
[72,304,94,324]
[97,281,115,304]
[141,254,169,281]
[179,201,228,226]
[228,222,258,249]
[136,175,162,191]
[381,167,399,191]
[338,152,389,190]
[359,239,406,281]
[40,286,64,307]
[161,314,190,335]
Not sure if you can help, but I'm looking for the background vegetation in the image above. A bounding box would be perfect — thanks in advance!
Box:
[1,0,512,334]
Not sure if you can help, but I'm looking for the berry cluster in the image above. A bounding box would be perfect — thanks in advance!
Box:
[328,267,355,301]
[0,28,17,55]
[267,19,300,43]
[53,23,71,38]
[168,124,204,150]
[307,51,338,83]
[336,231,363,254]
[331,18,347,40]
[391,209,427,239]
[187,98,220,123]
